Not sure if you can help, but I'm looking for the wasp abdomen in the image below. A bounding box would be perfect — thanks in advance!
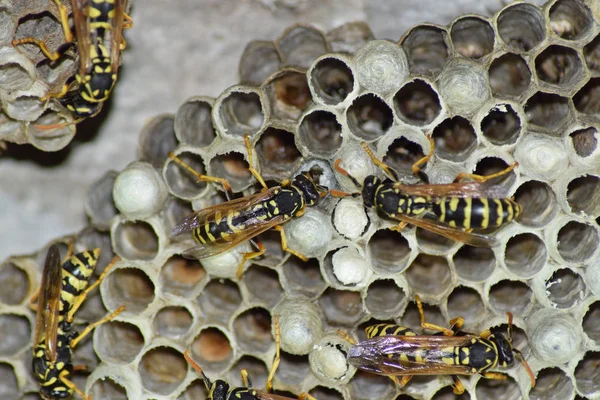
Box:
[433,197,521,230]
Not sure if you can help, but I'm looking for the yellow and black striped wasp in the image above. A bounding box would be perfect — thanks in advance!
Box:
[32,244,125,399]
[340,296,536,395]
[169,135,328,278]
[12,0,131,126]
[331,135,522,247]
[184,316,316,400]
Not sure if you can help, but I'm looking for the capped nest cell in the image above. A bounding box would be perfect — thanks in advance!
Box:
[2,0,600,399]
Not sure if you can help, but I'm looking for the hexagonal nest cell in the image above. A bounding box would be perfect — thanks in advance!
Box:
[3,1,600,399]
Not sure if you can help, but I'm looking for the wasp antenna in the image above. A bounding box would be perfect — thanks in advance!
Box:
[512,348,536,388]
[33,117,82,130]
[333,159,362,188]
[506,312,514,343]
[184,350,212,389]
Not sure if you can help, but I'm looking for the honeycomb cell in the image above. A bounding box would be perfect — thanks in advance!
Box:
[160,255,206,298]
[94,321,144,364]
[567,174,600,217]
[163,150,210,200]
[514,180,558,228]
[213,87,266,138]
[349,371,396,400]
[255,127,301,179]
[473,157,517,192]
[400,25,449,77]
[328,246,371,287]
[535,45,585,90]
[526,91,571,134]
[0,46,36,91]
[548,0,594,40]
[320,288,364,326]
[446,286,485,327]
[262,68,311,121]
[432,116,477,162]
[450,16,494,59]
[28,114,76,151]
[275,298,323,355]
[556,220,599,263]
[174,97,216,147]
[584,34,600,73]
[545,268,586,309]
[573,78,600,115]
[569,126,598,159]
[528,309,581,363]
[243,265,283,307]
[488,280,532,316]
[406,254,452,299]
[0,313,30,357]
[354,40,409,96]
[488,53,532,98]
[282,256,326,299]
[276,25,327,69]
[0,261,29,305]
[0,363,18,399]
[138,114,178,168]
[504,233,547,278]
[139,347,187,395]
[393,79,441,127]
[89,376,128,400]
[438,61,490,115]
[574,351,600,397]
[309,334,353,384]
[239,40,280,85]
[275,352,311,387]
[497,3,545,52]
[346,93,393,141]
[308,386,344,400]
[326,21,374,54]
[153,306,193,338]
[191,327,233,370]
[309,55,355,106]
[209,150,254,193]
[297,109,343,158]
[226,356,268,389]
[233,307,272,354]
[104,267,155,314]
[475,375,520,400]
[382,135,428,179]
[112,220,159,261]
[453,246,496,283]
[333,198,369,240]
[85,170,118,229]
[582,301,600,344]
[197,278,242,324]
[364,279,406,319]
[529,367,573,400]
[480,103,522,146]
[367,228,412,275]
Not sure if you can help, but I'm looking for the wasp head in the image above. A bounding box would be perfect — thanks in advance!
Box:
[295,173,328,206]
[490,333,515,369]
[362,175,380,208]
[208,379,231,400]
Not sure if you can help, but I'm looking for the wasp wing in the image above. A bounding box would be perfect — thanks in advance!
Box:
[108,0,127,75]
[348,335,476,376]
[396,214,497,247]
[71,0,93,78]
[171,188,278,236]
[34,244,63,363]
[396,180,511,199]
[255,391,309,400]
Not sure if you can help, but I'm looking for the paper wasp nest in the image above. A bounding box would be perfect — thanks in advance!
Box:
[1,0,600,399]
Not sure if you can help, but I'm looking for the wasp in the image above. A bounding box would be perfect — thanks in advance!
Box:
[12,0,132,125]
[340,296,536,395]
[184,316,316,400]
[169,134,328,278]
[331,135,522,246]
[32,244,125,399]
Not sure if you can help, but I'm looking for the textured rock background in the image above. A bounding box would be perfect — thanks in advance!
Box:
[0,0,545,261]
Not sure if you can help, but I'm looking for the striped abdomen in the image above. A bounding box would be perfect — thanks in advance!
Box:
[432,197,521,229]
[59,250,100,316]
[366,324,417,338]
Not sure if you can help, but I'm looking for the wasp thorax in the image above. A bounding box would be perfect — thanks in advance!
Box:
[491,333,515,368]
[210,380,231,399]
[361,175,380,208]
[293,173,326,206]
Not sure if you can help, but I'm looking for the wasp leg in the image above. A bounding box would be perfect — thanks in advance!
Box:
[168,152,233,197]
[448,316,465,333]
[337,329,357,345]
[411,134,435,176]
[454,162,518,183]
[266,315,281,393]
[479,329,492,340]
[72,365,88,372]
[240,369,252,388]
[395,375,412,387]
[60,373,89,400]
[481,371,509,381]
[416,295,455,336]
[244,134,268,190]
[119,13,134,50]
[273,225,308,261]
[237,241,266,279]
[361,142,399,182]
[299,393,317,400]
[70,305,125,349]
[67,256,120,323]
[389,221,409,232]
[452,376,466,395]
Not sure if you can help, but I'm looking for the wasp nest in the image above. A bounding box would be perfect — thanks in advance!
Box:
[2,0,600,399]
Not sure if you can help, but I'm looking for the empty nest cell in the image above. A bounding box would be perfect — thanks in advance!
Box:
[209,150,254,193]
[319,288,364,326]
[103,267,155,314]
[228,356,268,389]
[0,261,29,305]
[504,232,547,278]
[582,301,600,344]
[450,16,495,59]
[159,255,206,298]
[297,109,343,158]
[405,254,452,298]
[276,25,328,69]
[0,313,30,357]
[262,69,311,121]
[382,136,427,178]
[191,327,233,371]
[497,3,545,52]
[574,351,600,397]
[529,367,573,400]
[367,228,412,274]
[243,265,283,307]
[524,91,570,135]
[233,307,273,354]
[431,116,477,162]
[197,278,242,324]
[282,256,326,299]
[239,40,281,85]
[548,0,594,41]
[584,34,600,73]
[393,79,441,126]
[138,114,178,168]
[488,279,532,316]
[488,53,532,98]
[94,321,144,364]
[513,180,558,228]
[401,25,449,77]
[480,104,522,146]
[573,78,600,115]
[545,268,586,309]
[275,352,311,387]
[153,305,193,338]
[569,127,598,159]
[556,220,599,263]
[138,346,187,395]
[446,286,485,327]
[534,44,584,90]
[175,97,216,147]
[89,377,128,400]
[0,363,18,399]
[309,56,355,105]
[453,246,496,282]
[346,93,394,141]
[215,88,265,137]
[364,279,406,318]
[255,127,302,178]
[475,375,521,400]
[567,174,600,217]
[349,371,396,400]
[111,220,159,261]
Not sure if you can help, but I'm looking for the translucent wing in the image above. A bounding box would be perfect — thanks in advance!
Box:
[348,335,476,376]
[171,188,278,236]
[109,0,127,74]
[71,0,93,78]
[395,181,510,199]
[34,244,63,363]
[396,214,497,247]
